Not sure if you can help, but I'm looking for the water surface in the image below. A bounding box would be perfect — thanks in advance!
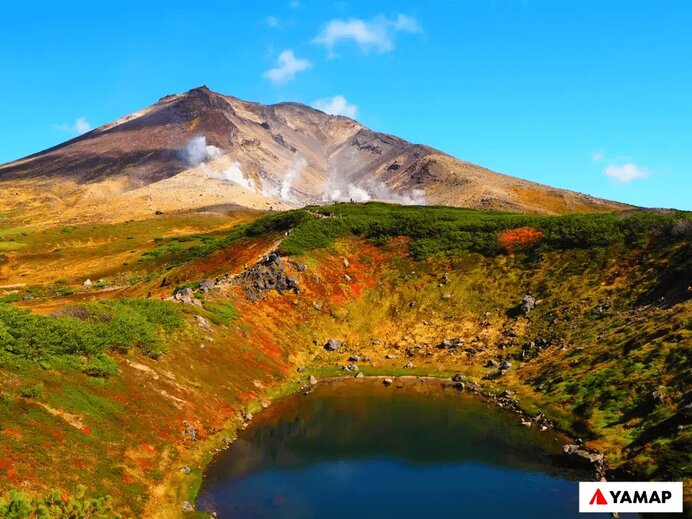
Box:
[198,379,622,518]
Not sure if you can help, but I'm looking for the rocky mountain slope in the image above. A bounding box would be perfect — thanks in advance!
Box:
[0,86,627,224]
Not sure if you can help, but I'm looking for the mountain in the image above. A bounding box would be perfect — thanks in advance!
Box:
[0,86,627,224]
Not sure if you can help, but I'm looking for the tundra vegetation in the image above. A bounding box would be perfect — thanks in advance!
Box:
[0,203,689,516]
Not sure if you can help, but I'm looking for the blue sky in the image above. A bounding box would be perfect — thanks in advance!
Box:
[1,1,690,209]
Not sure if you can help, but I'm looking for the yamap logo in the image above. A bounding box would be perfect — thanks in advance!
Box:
[579,482,683,513]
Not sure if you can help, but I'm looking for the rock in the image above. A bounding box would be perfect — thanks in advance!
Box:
[371,339,381,346]
[451,373,465,382]
[343,258,350,268]
[308,375,317,385]
[562,444,604,468]
[355,372,365,379]
[383,378,393,386]
[452,381,465,390]
[183,422,197,442]
[403,362,414,369]
[348,355,360,362]
[243,412,253,422]
[195,315,212,330]
[485,359,499,368]
[83,279,92,287]
[182,501,194,513]
[343,363,359,372]
[173,287,200,306]
[159,277,170,287]
[385,354,397,359]
[199,279,215,292]
[344,274,352,282]
[180,466,191,474]
[442,293,452,300]
[324,338,342,351]
[292,261,308,272]
[234,251,300,301]
[520,294,536,314]
[313,275,321,283]
[499,359,512,371]
[296,366,306,373]
[313,302,323,311]
[438,338,463,349]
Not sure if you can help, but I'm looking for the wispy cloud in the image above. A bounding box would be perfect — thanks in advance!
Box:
[288,0,302,8]
[263,49,312,85]
[313,14,421,55]
[54,116,92,136]
[593,150,649,183]
[266,15,279,28]
[605,163,649,183]
[312,95,358,118]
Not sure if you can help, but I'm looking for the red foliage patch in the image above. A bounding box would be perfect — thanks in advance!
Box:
[498,227,544,253]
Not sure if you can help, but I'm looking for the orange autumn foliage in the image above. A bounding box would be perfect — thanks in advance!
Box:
[498,226,544,253]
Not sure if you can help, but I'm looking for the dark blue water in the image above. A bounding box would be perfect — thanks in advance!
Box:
[197,379,626,518]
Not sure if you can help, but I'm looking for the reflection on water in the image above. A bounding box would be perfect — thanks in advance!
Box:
[197,379,618,518]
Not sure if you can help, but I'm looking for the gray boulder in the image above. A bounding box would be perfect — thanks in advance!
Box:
[324,338,342,351]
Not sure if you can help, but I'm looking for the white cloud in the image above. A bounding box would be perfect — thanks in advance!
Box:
[266,15,279,28]
[263,49,312,85]
[288,0,302,8]
[312,95,358,118]
[604,163,649,183]
[591,150,604,162]
[313,14,421,55]
[54,116,92,135]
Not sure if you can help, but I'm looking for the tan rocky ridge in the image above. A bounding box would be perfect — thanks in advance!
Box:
[0,86,628,224]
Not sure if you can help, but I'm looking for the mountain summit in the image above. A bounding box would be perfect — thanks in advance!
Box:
[0,86,627,223]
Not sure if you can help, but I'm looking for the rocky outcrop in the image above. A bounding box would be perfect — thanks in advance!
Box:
[233,252,299,302]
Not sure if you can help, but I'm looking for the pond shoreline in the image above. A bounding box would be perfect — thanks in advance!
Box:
[176,372,607,517]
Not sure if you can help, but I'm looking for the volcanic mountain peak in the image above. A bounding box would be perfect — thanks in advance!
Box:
[0,86,628,224]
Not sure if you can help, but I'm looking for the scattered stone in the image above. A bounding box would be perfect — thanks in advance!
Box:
[83,279,92,287]
[423,320,432,326]
[344,274,352,282]
[199,279,215,292]
[385,354,397,359]
[348,355,360,362]
[195,315,212,331]
[324,338,342,351]
[485,359,499,368]
[173,287,200,306]
[343,363,359,372]
[371,339,382,346]
[562,444,605,469]
[520,294,536,314]
[182,501,194,513]
[182,422,197,442]
[355,372,364,379]
[296,366,306,373]
[383,378,393,386]
[438,338,463,349]
[343,258,350,268]
[499,359,512,371]
[441,293,452,301]
[403,362,414,369]
[308,375,317,386]
[243,412,253,422]
[313,302,323,311]
[180,466,191,474]
[451,373,465,382]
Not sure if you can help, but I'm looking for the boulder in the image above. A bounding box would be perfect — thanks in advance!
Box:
[562,444,604,469]
[403,362,414,369]
[499,359,512,371]
[355,372,364,379]
[83,279,92,287]
[451,373,465,382]
[182,501,194,513]
[383,378,393,386]
[308,375,317,385]
[324,338,342,351]
[348,355,360,362]
[199,279,215,292]
[520,294,536,314]
[343,258,350,268]
[296,366,306,373]
[343,363,359,372]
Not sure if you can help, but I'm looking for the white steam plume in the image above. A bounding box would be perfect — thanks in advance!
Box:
[181,135,223,166]
[261,152,307,203]
[217,162,255,190]
[322,169,425,206]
